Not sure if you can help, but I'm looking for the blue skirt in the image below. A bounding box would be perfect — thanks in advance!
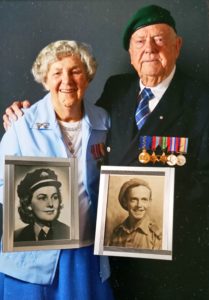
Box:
[0,246,114,300]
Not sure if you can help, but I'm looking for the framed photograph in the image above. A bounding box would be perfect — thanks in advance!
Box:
[3,155,79,252]
[94,166,175,260]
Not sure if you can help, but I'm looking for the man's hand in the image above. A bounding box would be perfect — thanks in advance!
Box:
[3,100,31,130]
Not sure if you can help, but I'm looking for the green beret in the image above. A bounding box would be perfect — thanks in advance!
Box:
[123,5,176,50]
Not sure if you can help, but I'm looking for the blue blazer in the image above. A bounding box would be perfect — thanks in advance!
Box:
[0,93,110,284]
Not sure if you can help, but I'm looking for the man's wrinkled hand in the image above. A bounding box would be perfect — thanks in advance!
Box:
[3,100,31,130]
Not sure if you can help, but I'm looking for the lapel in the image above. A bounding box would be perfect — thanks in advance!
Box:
[120,70,187,166]
[112,75,139,150]
[81,101,109,190]
[140,70,185,136]
[119,76,138,141]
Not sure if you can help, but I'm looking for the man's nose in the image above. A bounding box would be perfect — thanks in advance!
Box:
[136,199,142,207]
[144,38,157,53]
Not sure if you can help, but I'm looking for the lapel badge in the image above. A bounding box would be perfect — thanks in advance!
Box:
[36,122,50,129]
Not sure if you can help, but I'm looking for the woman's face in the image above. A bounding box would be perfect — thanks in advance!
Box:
[29,185,60,223]
[44,55,89,121]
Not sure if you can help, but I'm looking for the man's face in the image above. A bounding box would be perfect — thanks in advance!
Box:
[30,185,60,223]
[128,24,182,86]
[126,185,151,221]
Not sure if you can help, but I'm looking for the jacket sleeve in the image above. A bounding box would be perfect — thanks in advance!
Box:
[96,76,115,111]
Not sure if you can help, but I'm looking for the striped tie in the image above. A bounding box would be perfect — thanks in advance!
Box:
[135,88,154,130]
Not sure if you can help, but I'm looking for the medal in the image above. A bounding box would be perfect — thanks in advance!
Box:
[138,136,151,164]
[176,154,186,166]
[176,137,188,166]
[159,136,167,164]
[91,143,106,168]
[138,149,150,164]
[160,152,167,164]
[167,153,177,166]
[167,137,177,166]
[150,136,159,164]
[150,152,158,163]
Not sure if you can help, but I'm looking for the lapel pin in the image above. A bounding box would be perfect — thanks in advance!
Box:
[36,122,50,129]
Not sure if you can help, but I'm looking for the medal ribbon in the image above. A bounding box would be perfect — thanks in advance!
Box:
[156,136,161,149]
[167,137,176,152]
[179,137,188,153]
[151,136,156,151]
[139,136,152,150]
[161,136,167,150]
[175,137,180,153]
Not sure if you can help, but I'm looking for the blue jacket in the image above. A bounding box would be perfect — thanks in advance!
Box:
[0,93,110,284]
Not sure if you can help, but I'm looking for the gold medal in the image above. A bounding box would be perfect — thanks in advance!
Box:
[159,152,167,164]
[167,154,177,166]
[150,151,158,164]
[138,149,150,164]
[176,154,186,166]
[159,137,168,164]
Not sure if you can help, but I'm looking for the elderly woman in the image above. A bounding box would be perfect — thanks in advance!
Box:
[14,168,70,242]
[0,41,113,300]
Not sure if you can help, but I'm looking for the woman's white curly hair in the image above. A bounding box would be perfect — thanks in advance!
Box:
[31,40,97,85]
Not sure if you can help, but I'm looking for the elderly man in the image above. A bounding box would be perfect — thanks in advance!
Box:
[2,4,209,299]
[97,5,209,299]
[109,178,162,250]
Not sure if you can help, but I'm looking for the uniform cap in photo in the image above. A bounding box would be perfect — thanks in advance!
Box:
[17,168,61,198]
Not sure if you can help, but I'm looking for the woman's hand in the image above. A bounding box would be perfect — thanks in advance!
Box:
[3,100,31,130]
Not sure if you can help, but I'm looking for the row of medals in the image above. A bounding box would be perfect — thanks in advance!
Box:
[138,149,186,166]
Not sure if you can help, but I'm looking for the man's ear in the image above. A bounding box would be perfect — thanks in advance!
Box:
[175,36,183,59]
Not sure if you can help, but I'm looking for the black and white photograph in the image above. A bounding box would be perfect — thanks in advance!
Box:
[94,166,175,260]
[3,156,79,252]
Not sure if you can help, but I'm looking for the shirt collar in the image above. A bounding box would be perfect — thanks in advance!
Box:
[121,214,151,235]
[34,223,50,240]
[140,66,176,99]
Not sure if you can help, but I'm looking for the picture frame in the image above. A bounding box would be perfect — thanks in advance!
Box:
[94,166,175,260]
[3,155,80,252]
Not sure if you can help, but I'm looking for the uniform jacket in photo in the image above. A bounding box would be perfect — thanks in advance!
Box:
[14,220,70,242]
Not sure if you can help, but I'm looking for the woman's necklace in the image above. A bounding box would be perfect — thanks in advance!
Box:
[59,120,82,156]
